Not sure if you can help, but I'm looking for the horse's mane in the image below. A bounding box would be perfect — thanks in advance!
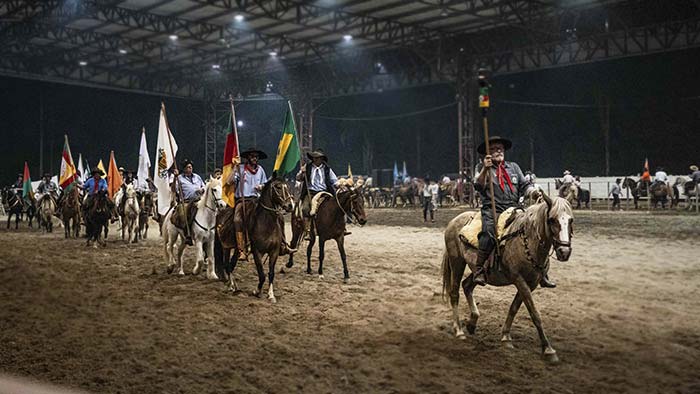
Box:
[197,177,220,210]
[506,197,572,243]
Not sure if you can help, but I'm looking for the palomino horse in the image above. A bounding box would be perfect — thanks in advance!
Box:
[441,193,573,363]
[137,191,154,240]
[677,177,700,210]
[60,186,81,238]
[554,178,578,206]
[85,191,111,247]
[37,194,57,233]
[161,177,226,279]
[215,177,294,303]
[121,184,140,243]
[287,187,367,282]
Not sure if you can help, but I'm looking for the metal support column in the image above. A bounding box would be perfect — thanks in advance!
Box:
[203,90,218,176]
[456,61,476,205]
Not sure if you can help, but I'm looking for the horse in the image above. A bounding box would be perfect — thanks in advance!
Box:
[441,193,573,363]
[287,187,367,282]
[554,178,577,205]
[622,177,642,209]
[392,183,416,208]
[677,177,700,210]
[649,181,672,209]
[137,190,155,240]
[37,194,57,233]
[60,186,81,238]
[161,177,226,280]
[3,188,25,229]
[215,177,294,303]
[439,182,459,207]
[120,184,140,243]
[85,191,111,247]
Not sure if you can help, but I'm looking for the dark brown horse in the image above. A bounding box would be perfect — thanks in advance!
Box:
[60,186,81,238]
[85,191,111,247]
[215,177,294,303]
[136,191,154,240]
[286,187,367,282]
[441,194,573,363]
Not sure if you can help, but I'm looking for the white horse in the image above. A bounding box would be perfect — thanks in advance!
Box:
[161,177,226,279]
[121,184,140,243]
[37,194,57,233]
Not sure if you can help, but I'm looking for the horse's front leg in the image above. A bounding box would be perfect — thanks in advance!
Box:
[193,238,204,276]
[176,235,187,276]
[318,237,326,279]
[251,250,266,298]
[336,236,349,282]
[501,292,523,349]
[205,233,219,280]
[448,257,467,339]
[267,251,280,303]
[513,276,558,363]
[285,217,302,269]
[461,274,480,335]
[306,226,316,275]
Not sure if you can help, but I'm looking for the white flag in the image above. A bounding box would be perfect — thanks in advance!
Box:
[154,105,178,215]
[137,129,151,191]
[77,153,85,183]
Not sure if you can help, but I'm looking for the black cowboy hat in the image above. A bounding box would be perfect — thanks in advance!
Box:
[307,148,328,162]
[240,147,268,160]
[477,136,512,155]
[126,169,138,179]
[182,158,193,167]
[42,173,51,178]
[90,166,105,176]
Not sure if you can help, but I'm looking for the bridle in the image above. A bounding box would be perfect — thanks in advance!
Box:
[259,181,291,215]
[203,185,223,212]
[335,189,362,224]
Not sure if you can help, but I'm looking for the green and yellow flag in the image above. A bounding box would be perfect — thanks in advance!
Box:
[273,102,301,176]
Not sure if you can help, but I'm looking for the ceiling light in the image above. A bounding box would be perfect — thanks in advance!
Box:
[118,49,127,54]
[78,61,87,66]
[234,14,244,22]
[212,64,221,69]
[343,34,352,42]
[169,34,178,41]
[237,120,244,127]
[269,51,277,57]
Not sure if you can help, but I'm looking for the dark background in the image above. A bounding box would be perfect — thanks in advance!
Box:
[1,47,699,185]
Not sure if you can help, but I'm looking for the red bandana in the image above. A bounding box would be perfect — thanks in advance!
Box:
[245,164,258,175]
[496,163,515,192]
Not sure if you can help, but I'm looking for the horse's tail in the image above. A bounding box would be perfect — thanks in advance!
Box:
[441,249,452,302]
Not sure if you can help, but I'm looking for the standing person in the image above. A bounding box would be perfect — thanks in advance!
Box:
[609,178,622,211]
[421,176,433,222]
[473,136,553,287]
[171,159,205,246]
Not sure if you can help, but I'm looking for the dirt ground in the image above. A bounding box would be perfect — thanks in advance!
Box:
[1,207,699,393]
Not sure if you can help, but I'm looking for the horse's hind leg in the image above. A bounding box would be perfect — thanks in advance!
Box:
[251,251,266,298]
[317,238,326,279]
[336,236,349,282]
[448,257,467,339]
[462,275,479,335]
[513,277,558,363]
[501,292,523,349]
[306,227,316,275]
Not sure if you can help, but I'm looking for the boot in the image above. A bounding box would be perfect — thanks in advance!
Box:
[473,250,490,286]
[303,219,312,241]
[539,272,557,288]
[235,231,248,261]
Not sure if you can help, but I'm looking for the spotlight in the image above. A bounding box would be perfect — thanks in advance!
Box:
[118,49,127,54]
[169,34,178,41]
[376,62,382,67]
[440,8,449,17]
[269,51,277,57]
[78,60,87,66]
[343,34,352,42]
[212,64,221,69]
[237,120,244,127]
[234,14,244,22]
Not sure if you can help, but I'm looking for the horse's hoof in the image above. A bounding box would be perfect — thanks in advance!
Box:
[207,273,219,281]
[285,261,294,269]
[455,331,466,340]
[269,296,277,304]
[252,290,261,298]
[543,349,559,364]
[177,270,185,276]
[501,340,515,349]
[306,269,312,275]
[343,277,349,284]
[166,265,174,274]
[279,268,286,274]
[318,274,324,280]
[466,323,477,335]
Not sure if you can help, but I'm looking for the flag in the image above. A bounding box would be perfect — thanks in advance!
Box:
[77,153,85,183]
[273,102,301,176]
[393,161,400,182]
[221,103,240,207]
[107,151,122,199]
[22,162,34,202]
[154,104,178,215]
[402,161,408,179]
[644,157,649,172]
[97,160,107,179]
[347,163,353,178]
[137,127,151,191]
[59,134,77,191]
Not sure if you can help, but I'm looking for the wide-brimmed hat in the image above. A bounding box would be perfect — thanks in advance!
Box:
[118,166,125,172]
[307,148,328,162]
[240,147,268,160]
[42,173,51,178]
[690,165,698,172]
[563,170,571,175]
[182,159,193,167]
[91,167,105,176]
[477,136,512,155]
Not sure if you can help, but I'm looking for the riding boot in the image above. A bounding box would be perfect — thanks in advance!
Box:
[473,250,490,286]
[539,272,557,288]
[235,231,248,261]
[303,219,312,241]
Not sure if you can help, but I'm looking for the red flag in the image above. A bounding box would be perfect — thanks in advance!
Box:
[221,102,240,207]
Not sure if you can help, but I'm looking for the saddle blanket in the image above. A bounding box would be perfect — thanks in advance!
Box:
[310,192,333,216]
[458,207,518,249]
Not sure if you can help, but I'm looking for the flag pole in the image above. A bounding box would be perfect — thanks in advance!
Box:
[230,95,248,251]
[161,102,184,204]
[478,69,500,254]
[288,100,307,190]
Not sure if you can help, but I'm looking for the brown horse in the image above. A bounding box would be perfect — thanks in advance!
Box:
[286,187,367,282]
[215,177,294,303]
[60,186,81,238]
[441,193,573,363]
[137,191,154,240]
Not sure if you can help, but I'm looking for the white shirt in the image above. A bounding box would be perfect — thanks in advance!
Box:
[234,165,267,198]
[654,171,668,182]
[442,176,451,184]
[562,174,575,184]
[308,163,338,192]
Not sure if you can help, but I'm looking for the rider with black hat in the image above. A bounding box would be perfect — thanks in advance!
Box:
[473,136,555,288]
[296,148,341,237]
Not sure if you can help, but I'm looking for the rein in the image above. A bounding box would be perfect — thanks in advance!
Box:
[259,181,290,216]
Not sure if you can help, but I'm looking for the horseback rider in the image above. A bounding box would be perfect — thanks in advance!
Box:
[653,166,668,189]
[116,169,137,216]
[171,159,205,246]
[561,170,575,188]
[11,173,23,196]
[296,148,341,238]
[473,136,555,288]
[691,165,700,185]
[36,173,58,204]
[82,167,113,214]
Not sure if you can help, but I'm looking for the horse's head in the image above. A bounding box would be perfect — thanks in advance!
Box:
[339,188,367,226]
[206,177,227,210]
[541,193,573,261]
[125,184,137,198]
[267,177,293,213]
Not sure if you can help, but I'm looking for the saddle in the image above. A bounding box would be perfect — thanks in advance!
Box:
[310,191,333,216]
[170,201,198,230]
[458,207,519,249]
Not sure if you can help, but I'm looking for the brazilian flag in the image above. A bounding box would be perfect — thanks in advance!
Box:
[273,103,301,176]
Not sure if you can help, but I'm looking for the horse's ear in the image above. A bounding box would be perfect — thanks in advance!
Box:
[541,191,553,210]
[271,171,278,180]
